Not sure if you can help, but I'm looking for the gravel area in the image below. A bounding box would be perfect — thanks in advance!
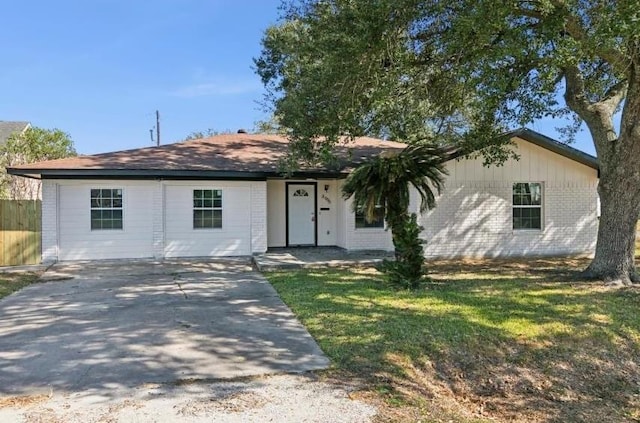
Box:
[0,374,377,422]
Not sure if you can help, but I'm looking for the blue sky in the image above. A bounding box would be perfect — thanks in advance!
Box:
[1,0,597,156]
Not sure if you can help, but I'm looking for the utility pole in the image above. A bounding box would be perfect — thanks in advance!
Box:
[155,110,161,146]
[149,110,161,146]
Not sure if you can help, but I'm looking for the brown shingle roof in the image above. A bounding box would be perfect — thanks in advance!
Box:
[8,133,407,178]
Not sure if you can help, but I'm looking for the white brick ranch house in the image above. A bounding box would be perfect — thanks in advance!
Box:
[7,129,599,262]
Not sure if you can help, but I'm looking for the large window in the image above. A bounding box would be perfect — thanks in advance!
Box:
[355,205,385,228]
[193,189,222,229]
[91,189,123,230]
[512,183,542,230]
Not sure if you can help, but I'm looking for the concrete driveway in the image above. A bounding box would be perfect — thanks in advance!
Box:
[0,258,329,395]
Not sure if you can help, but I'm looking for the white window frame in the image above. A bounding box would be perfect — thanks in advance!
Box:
[90,188,124,231]
[193,189,223,229]
[512,182,543,231]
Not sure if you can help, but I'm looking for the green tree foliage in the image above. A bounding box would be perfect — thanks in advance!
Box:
[0,127,76,199]
[342,145,447,288]
[255,1,518,167]
[182,128,221,141]
[257,0,640,284]
[181,129,252,142]
[253,115,284,134]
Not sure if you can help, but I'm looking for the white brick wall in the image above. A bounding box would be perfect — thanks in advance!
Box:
[414,138,599,258]
[41,179,268,261]
[41,180,58,263]
[57,181,155,260]
[343,196,394,251]
[417,180,598,258]
[335,181,347,249]
[152,182,165,259]
[251,182,268,253]
[164,182,253,257]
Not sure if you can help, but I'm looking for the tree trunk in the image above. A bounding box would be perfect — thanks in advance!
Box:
[387,209,409,260]
[584,170,640,285]
[566,49,640,284]
[583,62,640,284]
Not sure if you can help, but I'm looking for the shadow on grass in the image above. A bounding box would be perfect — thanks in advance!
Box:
[267,266,640,423]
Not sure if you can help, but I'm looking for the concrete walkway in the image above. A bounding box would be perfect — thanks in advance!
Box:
[253,247,394,271]
[0,258,329,396]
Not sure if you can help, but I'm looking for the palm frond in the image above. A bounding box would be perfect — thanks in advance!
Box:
[342,144,448,223]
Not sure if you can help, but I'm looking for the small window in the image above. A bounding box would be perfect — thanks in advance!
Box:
[91,189,123,230]
[193,189,222,229]
[355,205,385,228]
[512,183,542,230]
[293,189,309,197]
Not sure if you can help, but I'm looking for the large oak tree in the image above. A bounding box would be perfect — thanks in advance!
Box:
[256,0,640,285]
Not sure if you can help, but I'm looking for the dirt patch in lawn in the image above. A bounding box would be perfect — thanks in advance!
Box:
[427,256,593,279]
[0,394,50,409]
[426,258,640,422]
[421,257,640,422]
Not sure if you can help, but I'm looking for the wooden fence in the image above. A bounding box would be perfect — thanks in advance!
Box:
[0,200,41,266]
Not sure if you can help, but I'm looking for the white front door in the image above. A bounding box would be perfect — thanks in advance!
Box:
[287,184,316,245]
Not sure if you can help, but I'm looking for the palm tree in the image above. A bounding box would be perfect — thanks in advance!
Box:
[342,144,448,288]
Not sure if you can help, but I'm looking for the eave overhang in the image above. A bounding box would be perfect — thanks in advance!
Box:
[6,168,350,181]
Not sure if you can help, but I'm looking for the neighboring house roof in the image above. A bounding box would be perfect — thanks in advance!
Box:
[7,128,599,180]
[0,121,30,144]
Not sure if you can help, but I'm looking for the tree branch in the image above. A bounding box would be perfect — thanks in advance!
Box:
[519,1,626,72]
[564,64,619,147]
[548,1,626,71]
[516,6,543,20]
[601,79,628,111]
[562,64,592,117]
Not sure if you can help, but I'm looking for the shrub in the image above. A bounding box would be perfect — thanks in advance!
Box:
[381,213,426,290]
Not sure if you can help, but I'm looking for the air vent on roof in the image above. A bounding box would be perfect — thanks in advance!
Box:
[237,129,247,134]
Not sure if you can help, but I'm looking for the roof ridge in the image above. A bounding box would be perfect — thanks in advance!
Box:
[75,132,402,158]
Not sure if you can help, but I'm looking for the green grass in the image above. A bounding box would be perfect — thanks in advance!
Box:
[0,273,41,299]
[266,261,640,422]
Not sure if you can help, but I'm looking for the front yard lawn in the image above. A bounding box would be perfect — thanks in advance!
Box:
[266,258,640,423]
[0,273,41,299]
